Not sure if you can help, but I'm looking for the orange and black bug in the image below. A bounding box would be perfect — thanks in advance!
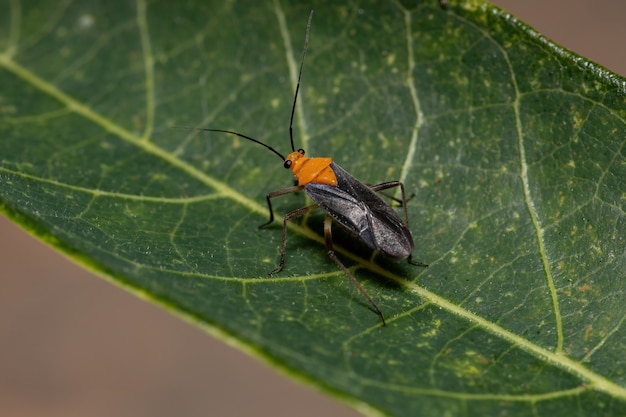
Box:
[181,11,427,324]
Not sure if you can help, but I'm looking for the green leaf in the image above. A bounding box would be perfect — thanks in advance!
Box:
[1,0,625,415]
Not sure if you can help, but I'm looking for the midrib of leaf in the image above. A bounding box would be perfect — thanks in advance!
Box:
[0,55,255,210]
[392,279,626,399]
[2,1,625,405]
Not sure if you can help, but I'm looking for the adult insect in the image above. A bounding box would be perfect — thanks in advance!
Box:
[185,11,427,325]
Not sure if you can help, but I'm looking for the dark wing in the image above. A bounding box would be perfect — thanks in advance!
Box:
[304,163,413,259]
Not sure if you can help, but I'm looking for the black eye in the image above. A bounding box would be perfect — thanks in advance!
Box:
[283,160,292,169]
[298,149,305,155]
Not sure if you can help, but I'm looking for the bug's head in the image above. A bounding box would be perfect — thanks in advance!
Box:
[283,149,306,171]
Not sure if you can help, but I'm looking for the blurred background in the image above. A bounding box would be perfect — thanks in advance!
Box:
[1,1,625,416]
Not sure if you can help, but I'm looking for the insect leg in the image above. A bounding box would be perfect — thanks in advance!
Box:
[407,254,428,267]
[367,187,414,205]
[269,204,318,275]
[369,181,412,228]
[259,185,302,229]
[369,181,428,267]
[323,216,386,325]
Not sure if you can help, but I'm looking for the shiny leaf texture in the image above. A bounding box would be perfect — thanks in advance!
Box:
[1,0,625,416]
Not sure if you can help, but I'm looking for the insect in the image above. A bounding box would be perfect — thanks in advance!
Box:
[184,11,427,325]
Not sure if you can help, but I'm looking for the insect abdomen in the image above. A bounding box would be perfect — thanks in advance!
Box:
[304,163,414,259]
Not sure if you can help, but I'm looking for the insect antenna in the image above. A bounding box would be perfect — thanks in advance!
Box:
[174,11,313,161]
[289,10,313,153]
[173,127,286,161]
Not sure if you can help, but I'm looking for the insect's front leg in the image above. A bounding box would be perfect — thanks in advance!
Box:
[269,204,318,275]
[259,185,302,229]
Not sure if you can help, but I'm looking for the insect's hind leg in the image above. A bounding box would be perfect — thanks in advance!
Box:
[269,204,318,276]
[323,216,386,325]
[369,181,412,229]
[368,181,414,206]
[408,254,428,267]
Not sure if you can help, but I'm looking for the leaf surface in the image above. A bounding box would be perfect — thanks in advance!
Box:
[1,0,625,415]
